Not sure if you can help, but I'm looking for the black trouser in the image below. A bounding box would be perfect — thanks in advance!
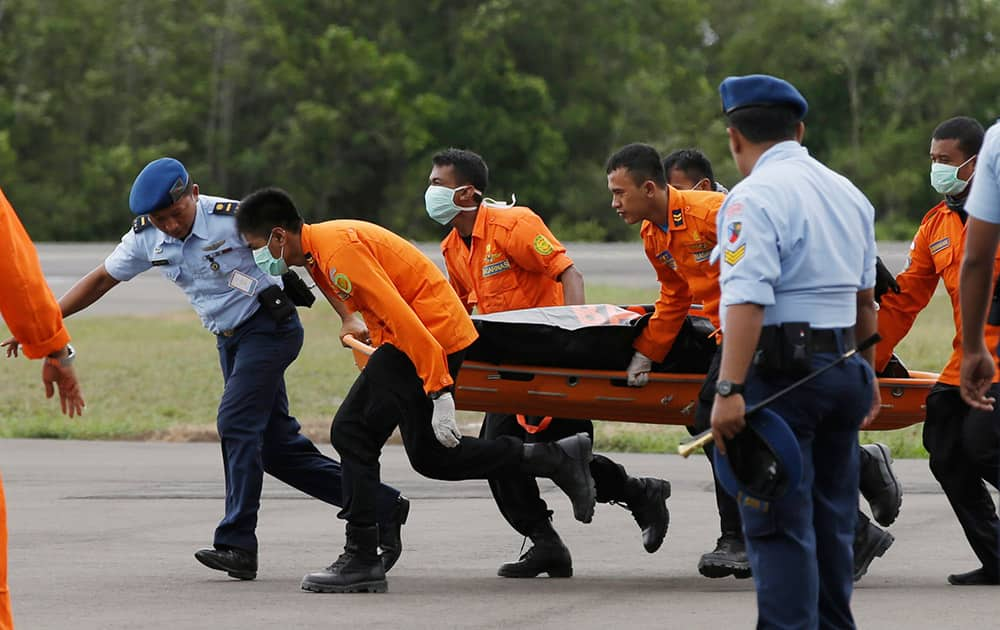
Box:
[923,383,1000,577]
[331,344,524,527]
[691,348,743,536]
[480,413,628,537]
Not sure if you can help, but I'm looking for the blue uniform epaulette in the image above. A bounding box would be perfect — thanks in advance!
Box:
[212,201,238,216]
[132,215,153,233]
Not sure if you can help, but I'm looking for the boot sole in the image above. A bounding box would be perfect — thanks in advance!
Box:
[300,578,388,593]
[560,433,596,524]
[498,566,573,578]
[698,558,751,579]
[854,531,894,582]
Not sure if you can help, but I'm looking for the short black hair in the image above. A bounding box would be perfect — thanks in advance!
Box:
[236,187,304,237]
[431,148,489,195]
[605,143,666,188]
[932,116,985,159]
[662,149,716,187]
[726,105,800,144]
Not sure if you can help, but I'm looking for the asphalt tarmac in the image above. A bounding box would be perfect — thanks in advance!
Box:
[2,439,998,630]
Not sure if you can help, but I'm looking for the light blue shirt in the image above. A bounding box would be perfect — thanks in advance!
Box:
[966,120,1000,224]
[104,194,277,334]
[714,141,876,329]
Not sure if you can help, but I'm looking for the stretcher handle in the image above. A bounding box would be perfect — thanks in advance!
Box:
[342,334,375,356]
[677,333,881,458]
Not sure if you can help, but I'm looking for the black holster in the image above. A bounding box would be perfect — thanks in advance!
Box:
[281,271,316,307]
[257,285,296,322]
[753,323,812,378]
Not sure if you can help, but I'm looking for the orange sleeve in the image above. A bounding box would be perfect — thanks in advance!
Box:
[0,189,71,359]
[331,242,454,394]
[633,239,693,362]
[503,213,574,281]
[875,226,939,371]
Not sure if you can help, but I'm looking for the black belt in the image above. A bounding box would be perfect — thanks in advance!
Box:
[808,327,855,353]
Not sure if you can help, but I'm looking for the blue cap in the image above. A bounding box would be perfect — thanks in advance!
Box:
[713,407,802,507]
[128,157,190,216]
[719,74,808,119]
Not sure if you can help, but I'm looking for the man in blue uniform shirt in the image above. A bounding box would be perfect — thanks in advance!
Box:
[708,75,880,628]
[16,158,409,581]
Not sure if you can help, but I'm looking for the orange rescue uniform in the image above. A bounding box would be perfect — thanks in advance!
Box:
[441,203,574,314]
[2,186,75,630]
[876,202,1000,385]
[300,220,478,394]
[634,187,726,361]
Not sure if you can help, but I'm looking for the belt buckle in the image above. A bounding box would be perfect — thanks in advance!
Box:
[221,329,235,337]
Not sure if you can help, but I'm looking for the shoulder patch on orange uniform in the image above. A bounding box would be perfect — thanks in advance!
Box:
[533,234,554,256]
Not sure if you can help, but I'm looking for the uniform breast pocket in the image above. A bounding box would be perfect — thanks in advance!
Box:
[477,265,518,313]
[157,262,183,284]
[930,242,954,274]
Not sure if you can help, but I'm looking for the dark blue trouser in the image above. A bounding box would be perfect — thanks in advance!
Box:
[739,346,873,630]
[213,308,401,552]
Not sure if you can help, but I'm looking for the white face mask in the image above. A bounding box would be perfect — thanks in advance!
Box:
[930,154,976,195]
[424,185,480,225]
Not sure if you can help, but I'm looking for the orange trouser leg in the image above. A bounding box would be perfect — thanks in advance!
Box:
[0,472,11,630]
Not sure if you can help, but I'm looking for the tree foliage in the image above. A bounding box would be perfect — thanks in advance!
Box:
[1,0,998,241]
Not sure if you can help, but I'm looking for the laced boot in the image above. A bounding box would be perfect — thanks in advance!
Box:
[520,433,596,523]
[301,524,387,593]
[379,495,410,572]
[619,477,671,553]
[698,532,751,579]
[497,520,573,578]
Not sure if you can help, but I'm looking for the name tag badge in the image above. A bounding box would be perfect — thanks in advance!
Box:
[228,269,258,296]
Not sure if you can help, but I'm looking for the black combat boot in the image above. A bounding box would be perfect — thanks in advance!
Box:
[520,433,596,523]
[497,520,573,578]
[947,567,1000,585]
[859,442,902,527]
[194,546,258,580]
[379,495,410,572]
[301,524,387,593]
[853,517,894,582]
[619,477,671,553]
[698,532,751,579]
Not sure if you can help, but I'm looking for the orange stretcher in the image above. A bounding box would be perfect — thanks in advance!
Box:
[342,337,934,432]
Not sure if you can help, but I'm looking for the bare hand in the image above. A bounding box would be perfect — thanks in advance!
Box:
[2,336,19,358]
[960,342,997,411]
[710,394,746,454]
[339,317,370,347]
[861,376,881,428]
[41,362,85,418]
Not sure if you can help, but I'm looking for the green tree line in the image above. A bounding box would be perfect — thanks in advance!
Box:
[1,0,998,242]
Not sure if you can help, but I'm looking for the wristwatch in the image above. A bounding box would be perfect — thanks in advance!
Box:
[715,379,745,397]
[46,344,76,368]
[428,387,453,400]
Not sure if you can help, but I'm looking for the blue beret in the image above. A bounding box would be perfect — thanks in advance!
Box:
[713,407,802,506]
[128,157,190,216]
[719,74,808,119]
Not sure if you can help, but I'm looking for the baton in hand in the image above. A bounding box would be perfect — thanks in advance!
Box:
[677,333,881,458]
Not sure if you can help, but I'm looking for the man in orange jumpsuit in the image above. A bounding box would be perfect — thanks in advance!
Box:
[0,186,86,630]
[427,148,671,578]
[878,116,1000,585]
[607,143,899,581]
[235,187,598,594]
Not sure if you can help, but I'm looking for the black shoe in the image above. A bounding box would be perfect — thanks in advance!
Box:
[379,495,409,573]
[521,433,596,524]
[853,519,894,581]
[947,568,1000,585]
[622,478,671,553]
[194,546,258,580]
[859,443,902,527]
[497,530,573,579]
[301,524,387,593]
[698,534,751,579]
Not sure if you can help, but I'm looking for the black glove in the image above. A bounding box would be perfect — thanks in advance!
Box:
[874,256,900,303]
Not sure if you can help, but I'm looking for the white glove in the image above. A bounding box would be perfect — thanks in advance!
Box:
[627,351,653,387]
[431,392,461,448]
